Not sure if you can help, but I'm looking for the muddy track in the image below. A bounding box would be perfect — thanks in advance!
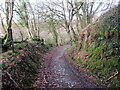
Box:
[34,45,99,88]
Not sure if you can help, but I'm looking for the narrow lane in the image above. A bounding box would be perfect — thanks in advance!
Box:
[46,45,98,88]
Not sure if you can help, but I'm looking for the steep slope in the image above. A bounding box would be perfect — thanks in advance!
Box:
[1,42,50,88]
[69,4,120,87]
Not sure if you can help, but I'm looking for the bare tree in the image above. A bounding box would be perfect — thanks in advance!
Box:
[15,0,44,40]
[41,3,59,46]
[76,0,112,29]
[45,0,75,41]
[3,0,14,51]
[0,13,6,34]
[15,0,34,39]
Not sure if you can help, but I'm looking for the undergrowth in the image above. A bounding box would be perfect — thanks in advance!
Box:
[1,42,50,88]
[69,5,120,88]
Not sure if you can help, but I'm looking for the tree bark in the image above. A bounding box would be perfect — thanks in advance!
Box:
[4,0,14,51]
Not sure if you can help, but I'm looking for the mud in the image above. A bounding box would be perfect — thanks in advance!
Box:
[34,45,98,88]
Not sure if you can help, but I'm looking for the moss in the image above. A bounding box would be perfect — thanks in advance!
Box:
[70,5,119,87]
[2,42,50,88]
[77,58,82,64]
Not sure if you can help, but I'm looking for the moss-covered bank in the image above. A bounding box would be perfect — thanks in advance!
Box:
[69,5,120,87]
[1,42,50,88]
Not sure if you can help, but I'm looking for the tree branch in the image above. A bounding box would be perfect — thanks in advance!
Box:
[105,70,119,82]
[6,72,20,88]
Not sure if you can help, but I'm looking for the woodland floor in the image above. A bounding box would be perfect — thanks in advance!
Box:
[33,45,100,88]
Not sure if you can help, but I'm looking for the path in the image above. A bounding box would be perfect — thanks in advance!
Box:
[34,45,99,88]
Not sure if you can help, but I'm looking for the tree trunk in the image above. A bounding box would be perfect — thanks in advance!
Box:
[4,0,14,51]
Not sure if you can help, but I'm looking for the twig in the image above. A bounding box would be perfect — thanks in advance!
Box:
[6,72,20,88]
[105,70,119,82]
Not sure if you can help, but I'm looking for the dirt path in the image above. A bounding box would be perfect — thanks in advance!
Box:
[34,45,99,88]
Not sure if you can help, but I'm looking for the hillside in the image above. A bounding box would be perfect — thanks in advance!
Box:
[0,24,69,45]
[1,0,119,89]
[69,5,120,87]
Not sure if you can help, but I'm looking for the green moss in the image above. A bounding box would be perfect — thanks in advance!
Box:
[70,5,119,87]
[77,58,82,64]
[6,50,18,55]
[2,42,50,88]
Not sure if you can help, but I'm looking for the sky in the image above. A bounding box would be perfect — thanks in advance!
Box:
[0,0,119,22]
[0,0,119,4]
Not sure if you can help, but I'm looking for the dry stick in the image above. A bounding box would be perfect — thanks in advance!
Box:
[105,70,119,82]
[6,72,20,88]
